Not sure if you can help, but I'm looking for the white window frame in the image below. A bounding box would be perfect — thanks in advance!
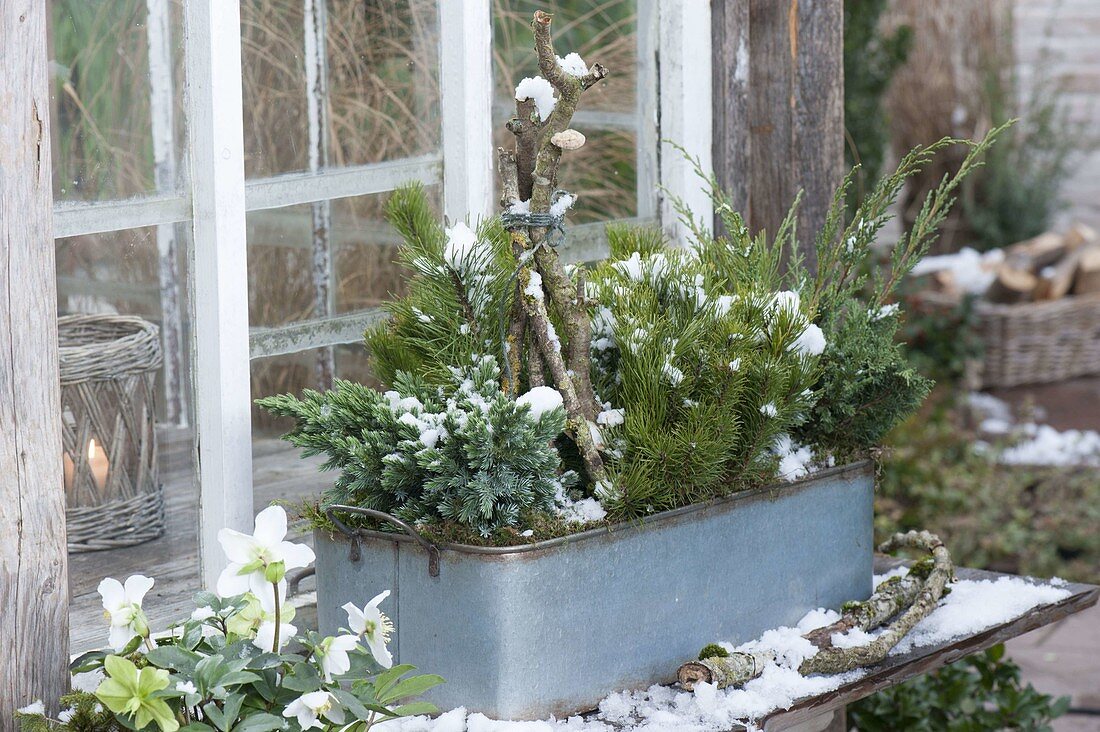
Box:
[50,0,712,589]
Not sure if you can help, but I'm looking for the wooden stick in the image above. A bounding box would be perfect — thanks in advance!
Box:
[677,531,954,689]
[802,531,953,675]
[527,10,606,422]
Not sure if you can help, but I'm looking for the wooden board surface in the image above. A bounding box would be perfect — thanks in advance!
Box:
[1,0,70,719]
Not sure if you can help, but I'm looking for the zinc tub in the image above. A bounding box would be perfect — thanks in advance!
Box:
[315,461,874,720]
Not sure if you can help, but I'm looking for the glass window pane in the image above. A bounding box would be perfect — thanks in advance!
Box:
[49,0,186,202]
[241,0,308,177]
[58,225,200,653]
[327,0,441,166]
[246,187,438,328]
[241,0,442,179]
[492,0,641,221]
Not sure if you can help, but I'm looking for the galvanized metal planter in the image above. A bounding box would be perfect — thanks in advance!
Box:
[315,461,874,720]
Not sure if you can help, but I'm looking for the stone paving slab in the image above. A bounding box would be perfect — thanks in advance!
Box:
[995,375,1100,731]
[1009,602,1100,732]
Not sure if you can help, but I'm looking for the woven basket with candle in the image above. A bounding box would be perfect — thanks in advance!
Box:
[59,314,165,552]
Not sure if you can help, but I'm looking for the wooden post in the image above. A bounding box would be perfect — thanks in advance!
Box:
[1,0,70,723]
[711,0,752,223]
[714,0,843,269]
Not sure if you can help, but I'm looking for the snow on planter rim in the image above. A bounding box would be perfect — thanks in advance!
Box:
[374,570,1072,732]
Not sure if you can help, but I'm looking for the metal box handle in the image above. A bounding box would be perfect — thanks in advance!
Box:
[325,505,441,577]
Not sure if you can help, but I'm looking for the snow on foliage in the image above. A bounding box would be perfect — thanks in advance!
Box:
[443,221,480,271]
[789,323,826,357]
[516,386,564,419]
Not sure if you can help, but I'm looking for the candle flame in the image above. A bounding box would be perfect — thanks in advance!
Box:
[88,439,97,460]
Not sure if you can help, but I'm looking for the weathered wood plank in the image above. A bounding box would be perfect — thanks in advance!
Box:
[748,0,843,270]
[0,0,70,720]
[711,0,751,227]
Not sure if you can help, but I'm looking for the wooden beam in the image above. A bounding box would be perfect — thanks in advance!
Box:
[439,0,493,224]
[0,0,70,723]
[746,0,843,270]
[711,0,752,228]
[184,0,255,589]
[658,0,714,246]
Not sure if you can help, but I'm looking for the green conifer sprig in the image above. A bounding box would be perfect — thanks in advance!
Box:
[15,691,124,731]
[258,355,576,536]
[365,184,516,388]
[587,227,823,516]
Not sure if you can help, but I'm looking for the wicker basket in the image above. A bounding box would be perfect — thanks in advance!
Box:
[920,291,1100,388]
[59,314,165,552]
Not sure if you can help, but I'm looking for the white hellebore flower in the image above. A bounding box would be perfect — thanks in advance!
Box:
[97,575,155,651]
[283,691,344,730]
[216,505,315,599]
[342,590,394,668]
[316,634,360,681]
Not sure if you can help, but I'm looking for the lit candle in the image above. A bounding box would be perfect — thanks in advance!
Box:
[88,438,109,490]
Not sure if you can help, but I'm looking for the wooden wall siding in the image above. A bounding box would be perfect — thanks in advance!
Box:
[714,0,844,269]
[1,0,70,723]
[1016,0,1100,231]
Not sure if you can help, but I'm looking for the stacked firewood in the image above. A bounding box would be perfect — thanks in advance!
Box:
[924,223,1100,304]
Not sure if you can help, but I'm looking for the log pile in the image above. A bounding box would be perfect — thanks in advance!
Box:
[924,223,1100,304]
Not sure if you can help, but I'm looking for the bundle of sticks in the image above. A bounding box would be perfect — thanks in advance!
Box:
[677,530,954,691]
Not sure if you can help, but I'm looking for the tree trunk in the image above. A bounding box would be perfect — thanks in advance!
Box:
[0,0,71,723]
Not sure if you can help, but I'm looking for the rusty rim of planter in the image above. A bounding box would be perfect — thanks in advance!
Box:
[322,460,872,560]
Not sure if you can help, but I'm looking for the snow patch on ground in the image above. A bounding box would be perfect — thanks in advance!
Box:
[967,392,1100,466]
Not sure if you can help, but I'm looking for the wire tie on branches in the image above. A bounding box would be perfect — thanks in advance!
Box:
[497,190,576,389]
